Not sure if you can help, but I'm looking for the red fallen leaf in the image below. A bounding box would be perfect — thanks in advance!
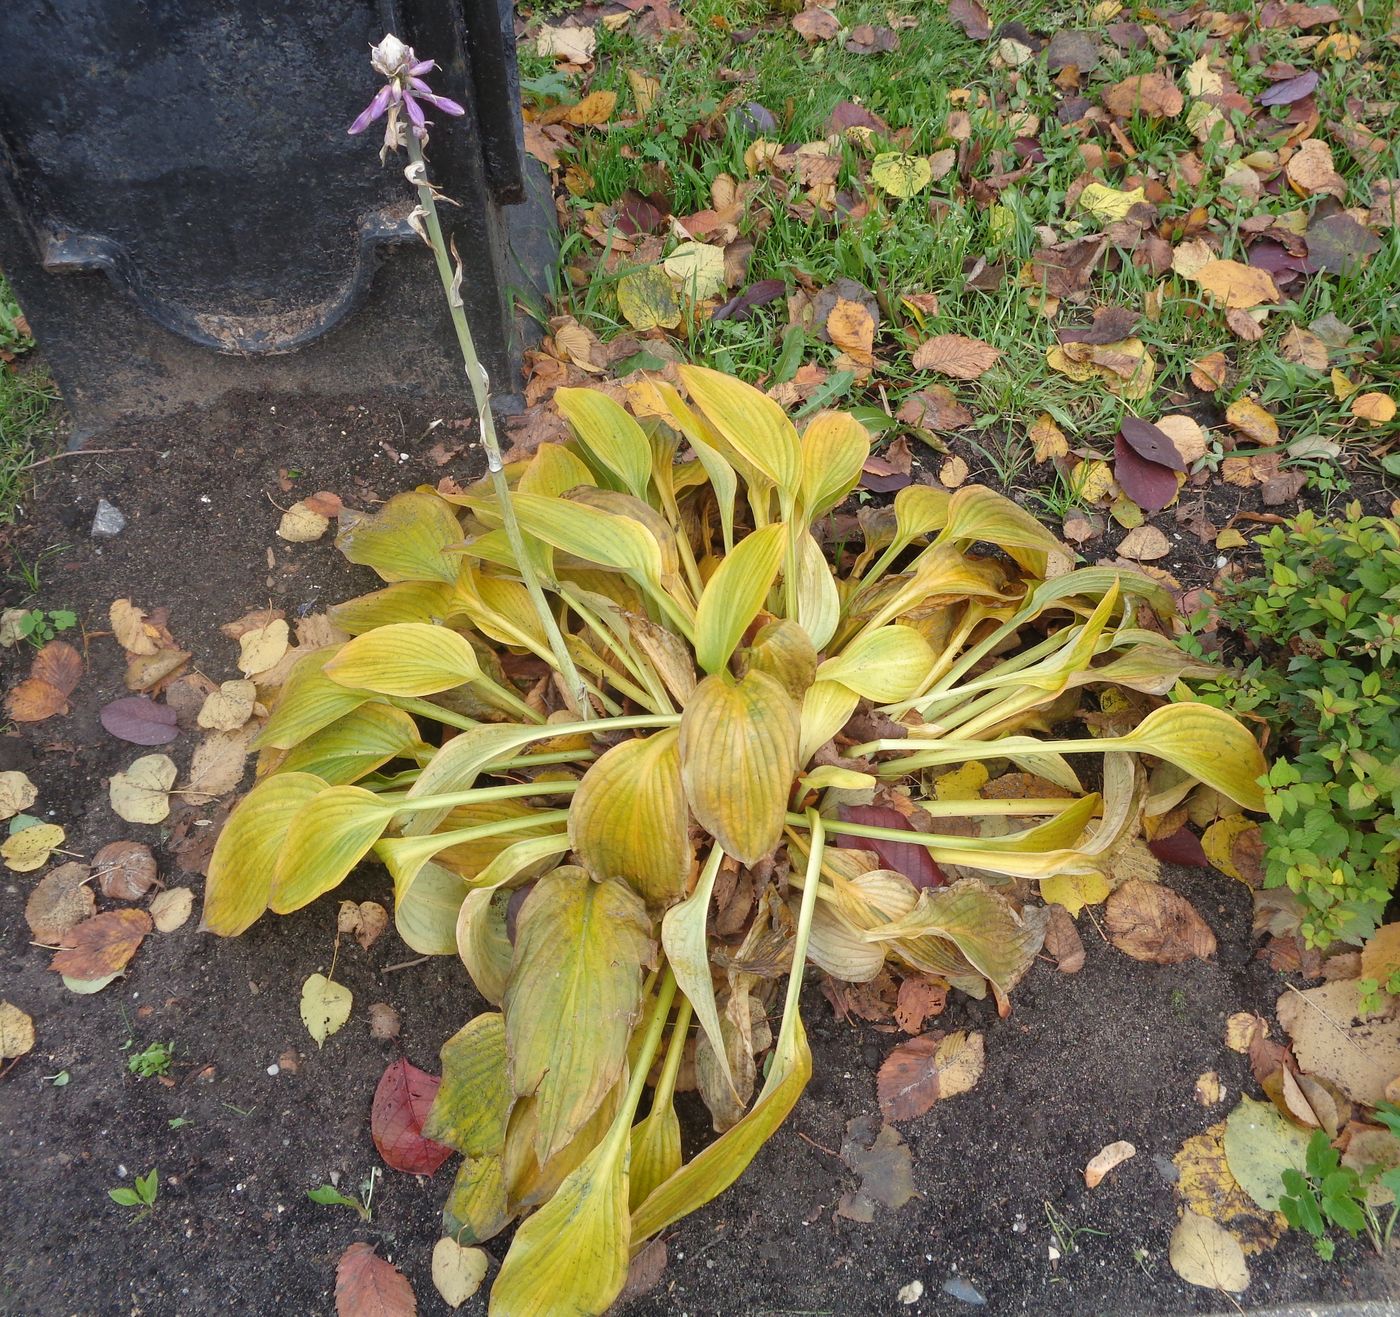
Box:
[1113,432,1179,513]
[1119,416,1187,472]
[371,1058,453,1175]
[1148,827,1211,867]
[99,695,180,746]
[833,804,946,889]
[827,101,889,135]
[615,189,667,236]
[335,1242,416,1317]
[1258,69,1319,107]
[947,0,991,40]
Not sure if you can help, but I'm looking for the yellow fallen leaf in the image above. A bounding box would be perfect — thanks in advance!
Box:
[1192,260,1279,310]
[1117,525,1170,561]
[1078,183,1146,222]
[2,821,65,873]
[1155,415,1208,465]
[1042,870,1112,917]
[0,1001,36,1059]
[1215,528,1247,550]
[109,754,177,825]
[109,599,159,656]
[197,679,257,732]
[1197,1071,1225,1106]
[1171,238,1215,279]
[300,972,352,1047]
[238,620,290,677]
[626,69,660,116]
[1225,398,1279,446]
[1028,414,1068,462]
[1071,458,1116,505]
[616,266,681,332]
[150,887,195,933]
[0,770,38,821]
[1285,139,1345,200]
[827,298,875,366]
[1225,1012,1268,1053]
[933,761,989,801]
[663,241,727,301]
[536,24,596,64]
[1317,31,1362,59]
[1331,368,1359,400]
[1352,392,1396,426]
[1202,814,1261,883]
[1170,1210,1251,1293]
[562,90,617,127]
[871,152,933,198]
[276,502,330,543]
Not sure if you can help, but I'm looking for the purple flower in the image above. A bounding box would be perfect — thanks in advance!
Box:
[349,33,465,150]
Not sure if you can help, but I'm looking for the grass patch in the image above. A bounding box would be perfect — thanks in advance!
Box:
[0,275,59,526]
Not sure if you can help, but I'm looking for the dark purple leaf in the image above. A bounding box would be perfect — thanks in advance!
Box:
[833,804,947,889]
[827,101,889,136]
[1247,239,1307,277]
[615,190,666,236]
[1303,212,1382,275]
[1119,416,1187,472]
[1113,433,1179,513]
[1057,306,1139,345]
[730,101,776,135]
[711,278,786,322]
[99,696,179,746]
[1258,70,1319,107]
[947,0,991,41]
[1148,827,1211,867]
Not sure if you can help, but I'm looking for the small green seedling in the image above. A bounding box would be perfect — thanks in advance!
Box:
[13,608,76,646]
[109,1168,158,1217]
[127,1042,174,1078]
[168,1116,193,1130]
[1280,1121,1400,1259]
[42,1070,70,1087]
[308,1167,378,1222]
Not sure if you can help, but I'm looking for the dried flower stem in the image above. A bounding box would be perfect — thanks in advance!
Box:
[405,134,589,716]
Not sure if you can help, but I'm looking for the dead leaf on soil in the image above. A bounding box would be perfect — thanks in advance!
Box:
[372,1057,454,1176]
[1043,905,1085,973]
[877,1029,984,1122]
[109,754,178,824]
[335,1241,417,1317]
[184,722,259,803]
[1106,879,1216,963]
[301,972,352,1047]
[431,1237,488,1308]
[912,334,1000,380]
[0,1001,35,1060]
[0,770,37,821]
[238,620,290,677]
[2,821,65,873]
[149,887,195,933]
[1116,525,1171,561]
[1277,980,1400,1106]
[836,1113,917,1221]
[50,909,152,980]
[197,680,258,731]
[6,640,82,722]
[99,695,179,746]
[369,1002,402,1042]
[1085,1140,1136,1188]
[1197,1072,1225,1106]
[92,840,158,900]
[1169,1211,1250,1293]
[276,501,330,543]
[25,862,96,943]
[339,899,390,952]
[894,976,947,1034]
[110,599,159,655]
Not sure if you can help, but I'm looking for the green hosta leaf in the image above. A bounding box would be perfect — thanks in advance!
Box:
[329,579,455,634]
[555,387,653,501]
[892,485,951,552]
[569,728,691,907]
[798,679,860,766]
[394,860,468,955]
[201,772,326,935]
[680,671,800,865]
[336,489,463,584]
[254,649,375,751]
[323,622,481,697]
[799,410,869,522]
[678,363,801,496]
[270,786,388,913]
[504,868,654,1162]
[456,886,515,1005]
[693,523,786,675]
[510,491,664,586]
[276,704,427,785]
[865,878,1045,1013]
[817,624,935,702]
[1114,703,1267,812]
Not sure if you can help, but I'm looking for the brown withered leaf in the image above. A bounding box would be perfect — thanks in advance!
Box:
[792,7,839,42]
[25,862,96,943]
[1192,260,1279,310]
[92,840,159,901]
[912,334,1000,380]
[335,1242,417,1317]
[1043,905,1085,973]
[1106,879,1216,964]
[50,909,152,980]
[836,1114,917,1221]
[6,640,83,722]
[896,387,973,432]
[1031,233,1109,298]
[1102,72,1183,118]
[339,900,390,952]
[894,976,947,1034]
[877,1029,985,1122]
[946,0,991,41]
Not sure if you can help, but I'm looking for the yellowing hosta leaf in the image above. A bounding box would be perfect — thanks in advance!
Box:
[555,387,654,501]
[270,786,388,913]
[394,861,468,956]
[662,850,734,1094]
[799,411,870,521]
[255,649,375,751]
[817,624,934,702]
[424,1013,512,1158]
[799,678,860,765]
[680,671,800,865]
[1115,704,1266,812]
[202,772,326,935]
[935,485,1062,577]
[323,622,480,696]
[510,491,664,585]
[742,618,819,702]
[518,442,597,498]
[329,579,456,634]
[629,1085,682,1210]
[678,364,801,496]
[300,972,352,1047]
[456,887,515,1005]
[795,528,841,652]
[337,490,462,584]
[277,703,426,785]
[568,728,691,907]
[504,868,654,1162]
[694,523,786,674]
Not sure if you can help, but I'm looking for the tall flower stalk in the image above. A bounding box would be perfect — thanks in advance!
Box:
[349,35,590,715]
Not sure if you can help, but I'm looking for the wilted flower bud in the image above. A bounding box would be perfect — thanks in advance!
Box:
[349,31,466,150]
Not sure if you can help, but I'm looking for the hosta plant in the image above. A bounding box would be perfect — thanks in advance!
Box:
[201,361,1266,1312]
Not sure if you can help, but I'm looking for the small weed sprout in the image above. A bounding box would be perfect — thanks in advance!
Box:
[108,1168,158,1218]
[127,1042,174,1079]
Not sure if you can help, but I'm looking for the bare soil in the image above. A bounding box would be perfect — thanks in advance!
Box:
[1,394,1394,1316]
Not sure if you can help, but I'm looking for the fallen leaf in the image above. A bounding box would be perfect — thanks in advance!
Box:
[939,455,969,488]
[562,90,617,127]
[336,1241,417,1317]
[912,334,1000,380]
[0,771,38,821]
[1225,1012,1270,1053]
[301,973,352,1048]
[125,648,190,693]
[946,0,991,41]
[1106,879,1216,963]
[372,1057,454,1175]
[92,840,158,900]
[1258,69,1319,106]
[1043,905,1085,972]
[535,24,595,64]
[432,1238,489,1308]
[197,680,257,732]
[50,909,152,980]
[150,887,194,932]
[664,240,727,300]
[1169,1211,1250,1293]
[1116,525,1171,561]
[238,620,290,677]
[1352,392,1396,426]
[2,820,65,872]
[836,1113,917,1220]
[369,1002,402,1042]
[109,754,178,824]
[1285,138,1345,200]
[894,976,947,1034]
[792,6,839,41]
[616,266,681,332]
[834,804,946,889]
[878,1029,984,1122]
[1077,183,1146,223]
[1192,352,1228,391]
[1173,1120,1285,1254]
[1041,870,1112,917]
[25,862,96,942]
[1085,1140,1136,1187]
[184,723,259,803]
[0,1001,35,1060]
[1103,71,1183,118]
[1223,1096,1309,1211]
[1280,326,1328,370]
[1202,814,1264,884]
[827,298,876,364]
[110,599,159,655]
[626,69,660,116]
[1191,260,1279,310]
[1225,398,1280,446]
[1028,414,1069,462]
[870,153,933,199]
[339,900,390,952]
[1277,980,1400,1106]
[1114,433,1180,513]
[276,501,330,543]
[99,696,180,746]
[1197,1072,1224,1105]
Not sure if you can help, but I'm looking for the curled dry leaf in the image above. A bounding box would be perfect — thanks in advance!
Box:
[878,1029,985,1122]
[110,599,159,655]
[50,908,152,980]
[335,1241,417,1317]
[0,770,38,821]
[1106,878,1217,963]
[369,1002,402,1042]
[1085,1139,1136,1187]
[149,887,195,932]
[25,862,96,943]
[0,1001,35,1060]
[1043,904,1085,973]
[109,754,178,825]
[277,501,331,542]
[339,899,390,952]
[92,840,158,900]
[372,1057,454,1175]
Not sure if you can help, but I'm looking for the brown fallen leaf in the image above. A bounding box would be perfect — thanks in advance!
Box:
[92,840,159,901]
[827,298,876,366]
[25,862,96,943]
[877,1029,985,1122]
[894,976,947,1034]
[792,7,839,43]
[335,1241,417,1317]
[369,1002,402,1042]
[1106,879,1217,963]
[1085,1139,1137,1187]
[50,909,152,980]
[1103,72,1183,118]
[1116,525,1171,561]
[339,900,390,953]
[1043,904,1085,973]
[836,1113,917,1221]
[6,640,83,722]
[912,334,1000,380]
[110,599,159,655]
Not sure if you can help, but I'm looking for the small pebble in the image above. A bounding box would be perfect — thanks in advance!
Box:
[91,498,127,537]
[266,1064,279,1076]
[897,1280,923,1305]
